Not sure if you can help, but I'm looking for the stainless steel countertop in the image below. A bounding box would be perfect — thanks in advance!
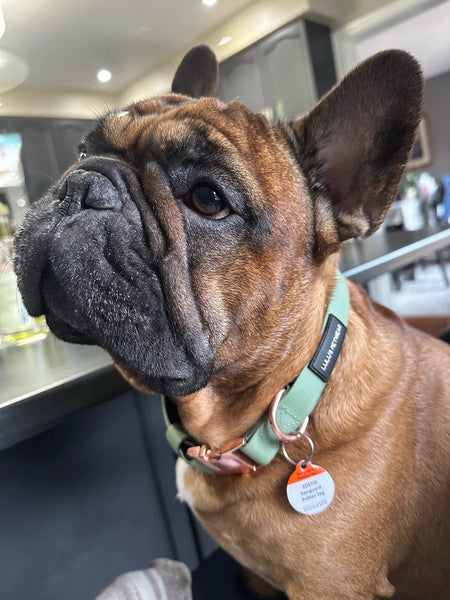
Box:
[1,334,112,409]
[1,225,449,450]
[340,225,450,283]
[0,335,130,450]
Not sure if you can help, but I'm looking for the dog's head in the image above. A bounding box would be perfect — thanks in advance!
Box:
[15,45,422,397]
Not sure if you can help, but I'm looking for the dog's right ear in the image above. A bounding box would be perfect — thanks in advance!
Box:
[171,45,218,98]
[280,50,423,258]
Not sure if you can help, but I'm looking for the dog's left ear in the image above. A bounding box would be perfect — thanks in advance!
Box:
[282,50,423,255]
[171,45,218,98]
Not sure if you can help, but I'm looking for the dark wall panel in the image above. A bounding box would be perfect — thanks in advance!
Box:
[423,70,450,180]
[217,18,336,123]
[0,390,197,600]
[0,117,94,203]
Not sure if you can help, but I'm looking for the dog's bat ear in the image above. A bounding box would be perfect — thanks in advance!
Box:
[172,45,218,98]
[284,50,423,254]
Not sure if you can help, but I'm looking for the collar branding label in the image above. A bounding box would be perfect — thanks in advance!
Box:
[308,314,346,382]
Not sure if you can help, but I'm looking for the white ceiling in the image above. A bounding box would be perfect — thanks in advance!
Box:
[0,0,256,93]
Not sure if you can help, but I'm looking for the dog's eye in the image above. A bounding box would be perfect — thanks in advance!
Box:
[184,186,230,219]
[78,143,88,160]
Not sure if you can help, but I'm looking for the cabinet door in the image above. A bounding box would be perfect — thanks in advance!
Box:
[0,117,96,204]
[12,119,61,203]
[258,21,317,122]
[51,119,94,174]
[0,391,200,600]
[217,46,267,114]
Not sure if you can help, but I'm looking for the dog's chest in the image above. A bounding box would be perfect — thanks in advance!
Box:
[176,458,326,592]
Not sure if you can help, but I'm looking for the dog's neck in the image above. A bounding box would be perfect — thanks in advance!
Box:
[175,257,394,454]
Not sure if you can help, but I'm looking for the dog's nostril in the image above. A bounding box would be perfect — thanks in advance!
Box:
[82,172,121,210]
[59,170,122,212]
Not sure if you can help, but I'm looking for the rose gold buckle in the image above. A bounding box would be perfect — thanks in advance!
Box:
[186,437,258,475]
[269,388,309,442]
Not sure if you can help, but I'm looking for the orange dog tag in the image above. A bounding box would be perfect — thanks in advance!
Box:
[286,462,335,515]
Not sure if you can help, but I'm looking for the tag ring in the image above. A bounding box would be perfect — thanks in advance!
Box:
[282,434,315,467]
[269,388,309,443]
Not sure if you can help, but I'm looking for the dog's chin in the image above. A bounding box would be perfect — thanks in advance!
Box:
[45,312,212,398]
[45,314,97,345]
[144,376,210,399]
[115,363,210,398]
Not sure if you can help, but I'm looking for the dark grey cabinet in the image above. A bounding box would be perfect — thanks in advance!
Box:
[0,117,94,203]
[0,390,212,600]
[259,21,318,121]
[217,19,336,122]
[51,120,94,174]
[217,45,266,113]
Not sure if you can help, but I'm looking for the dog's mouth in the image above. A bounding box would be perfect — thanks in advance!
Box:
[14,158,215,397]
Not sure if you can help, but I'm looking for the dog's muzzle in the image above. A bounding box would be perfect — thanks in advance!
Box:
[14,158,215,396]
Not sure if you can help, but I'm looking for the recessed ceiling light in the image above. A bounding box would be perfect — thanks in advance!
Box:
[0,9,5,42]
[219,36,232,46]
[202,0,216,6]
[0,50,29,92]
[97,69,112,83]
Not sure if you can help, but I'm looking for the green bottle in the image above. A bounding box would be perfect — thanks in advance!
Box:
[0,203,48,347]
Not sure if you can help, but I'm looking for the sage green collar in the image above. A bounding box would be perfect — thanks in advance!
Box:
[162,269,349,474]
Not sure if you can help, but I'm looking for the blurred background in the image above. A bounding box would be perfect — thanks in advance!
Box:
[0,1,449,598]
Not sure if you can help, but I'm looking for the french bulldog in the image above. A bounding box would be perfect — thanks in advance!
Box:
[15,45,449,599]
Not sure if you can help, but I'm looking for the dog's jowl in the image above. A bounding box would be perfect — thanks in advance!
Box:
[15,45,450,599]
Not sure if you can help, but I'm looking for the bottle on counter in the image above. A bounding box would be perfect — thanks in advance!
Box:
[0,203,48,347]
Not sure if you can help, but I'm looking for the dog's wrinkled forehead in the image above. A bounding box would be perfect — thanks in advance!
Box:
[89,95,254,154]
[84,94,290,212]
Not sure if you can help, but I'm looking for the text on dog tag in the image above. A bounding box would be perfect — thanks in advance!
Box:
[286,462,335,515]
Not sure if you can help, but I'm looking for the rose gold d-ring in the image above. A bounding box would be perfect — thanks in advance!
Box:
[269,388,309,443]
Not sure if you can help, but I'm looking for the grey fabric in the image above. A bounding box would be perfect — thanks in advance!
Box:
[95,559,192,600]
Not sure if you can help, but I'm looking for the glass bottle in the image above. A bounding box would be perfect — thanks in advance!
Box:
[0,203,48,347]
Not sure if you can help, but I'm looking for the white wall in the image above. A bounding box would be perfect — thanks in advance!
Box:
[0,86,117,120]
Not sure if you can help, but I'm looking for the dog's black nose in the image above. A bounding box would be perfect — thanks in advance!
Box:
[58,170,121,213]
